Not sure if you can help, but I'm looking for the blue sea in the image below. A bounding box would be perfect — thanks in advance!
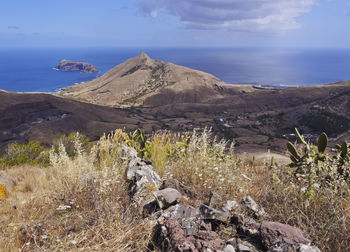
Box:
[1,47,350,92]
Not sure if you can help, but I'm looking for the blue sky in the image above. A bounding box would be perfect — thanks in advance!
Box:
[1,0,350,48]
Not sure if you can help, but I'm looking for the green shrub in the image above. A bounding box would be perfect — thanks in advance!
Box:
[0,141,50,168]
[125,129,152,158]
[53,132,90,158]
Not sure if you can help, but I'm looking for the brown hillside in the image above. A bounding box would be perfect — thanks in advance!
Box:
[0,90,164,150]
[60,52,248,106]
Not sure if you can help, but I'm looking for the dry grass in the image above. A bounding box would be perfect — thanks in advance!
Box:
[0,133,154,251]
[0,129,349,251]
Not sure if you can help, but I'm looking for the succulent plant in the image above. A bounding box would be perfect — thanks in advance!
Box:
[286,128,350,195]
[317,132,328,154]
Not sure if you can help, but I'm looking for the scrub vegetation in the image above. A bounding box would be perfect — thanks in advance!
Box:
[0,129,349,251]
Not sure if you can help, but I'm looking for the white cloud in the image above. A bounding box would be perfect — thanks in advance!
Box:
[138,0,316,32]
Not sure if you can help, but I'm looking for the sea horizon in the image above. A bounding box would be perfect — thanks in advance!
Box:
[1,46,350,92]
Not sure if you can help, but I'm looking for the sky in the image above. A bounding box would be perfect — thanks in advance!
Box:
[0,0,350,48]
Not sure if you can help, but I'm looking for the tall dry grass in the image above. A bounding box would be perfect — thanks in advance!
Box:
[0,129,348,251]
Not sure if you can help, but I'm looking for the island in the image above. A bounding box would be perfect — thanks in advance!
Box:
[54,59,98,73]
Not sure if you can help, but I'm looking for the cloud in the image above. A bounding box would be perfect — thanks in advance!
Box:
[138,0,316,32]
[8,26,19,30]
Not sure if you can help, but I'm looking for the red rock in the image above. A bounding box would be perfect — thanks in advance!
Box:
[260,221,311,248]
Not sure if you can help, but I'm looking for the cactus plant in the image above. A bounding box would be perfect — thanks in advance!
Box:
[317,132,328,153]
[286,129,331,195]
[295,128,307,145]
[286,128,350,194]
[286,142,300,161]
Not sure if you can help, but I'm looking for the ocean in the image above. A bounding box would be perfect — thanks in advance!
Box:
[0,47,350,92]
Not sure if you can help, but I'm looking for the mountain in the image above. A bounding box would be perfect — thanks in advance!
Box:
[60,52,243,106]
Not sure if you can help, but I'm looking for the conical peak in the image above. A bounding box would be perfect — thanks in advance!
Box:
[137,51,150,60]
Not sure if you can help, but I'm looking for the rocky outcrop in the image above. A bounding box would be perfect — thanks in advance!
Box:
[55,60,98,73]
[124,146,321,252]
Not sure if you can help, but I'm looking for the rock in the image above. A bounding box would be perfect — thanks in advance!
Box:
[296,244,321,252]
[180,217,199,236]
[142,199,159,217]
[198,204,231,223]
[155,218,198,252]
[159,204,198,222]
[121,145,140,166]
[193,230,225,250]
[208,191,222,208]
[55,59,98,73]
[226,238,238,249]
[126,163,161,205]
[223,244,236,252]
[232,214,260,237]
[153,188,182,209]
[0,172,15,192]
[155,208,226,251]
[260,221,311,249]
[160,178,194,198]
[142,158,153,165]
[221,200,240,213]
[241,196,267,219]
[237,241,259,252]
[127,165,161,190]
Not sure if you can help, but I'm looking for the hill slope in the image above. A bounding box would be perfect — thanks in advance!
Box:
[60,52,243,106]
[0,90,163,150]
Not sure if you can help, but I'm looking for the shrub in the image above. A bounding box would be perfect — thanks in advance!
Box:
[53,132,90,158]
[286,128,350,196]
[0,141,50,168]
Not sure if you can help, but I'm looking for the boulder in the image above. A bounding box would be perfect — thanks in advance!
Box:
[232,214,260,238]
[142,199,159,217]
[126,159,162,207]
[154,218,226,252]
[241,196,267,219]
[223,244,236,252]
[198,204,231,223]
[221,200,240,213]
[159,204,198,222]
[160,178,194,198]
[121,145,140,167]
[153,188,182,209]
[260,221,311,248]
[155,218,198,252]
[193,230,225,251]
[180,217,200,236]
[237,241,259,252]
[296,244,321,252]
